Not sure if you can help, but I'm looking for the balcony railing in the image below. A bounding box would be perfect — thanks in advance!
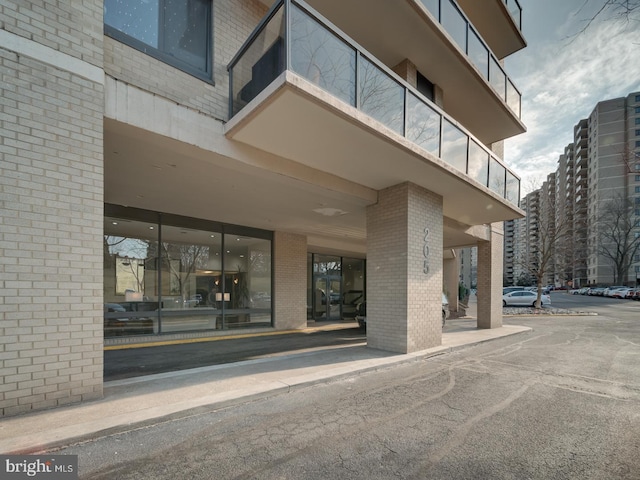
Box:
[228,0,521,207]
[503,0,523,30]
[418,0,521,118]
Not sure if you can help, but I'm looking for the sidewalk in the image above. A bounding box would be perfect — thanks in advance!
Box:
[0,301,530,454]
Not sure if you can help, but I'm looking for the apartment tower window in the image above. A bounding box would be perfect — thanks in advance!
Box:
[104,0,212,80]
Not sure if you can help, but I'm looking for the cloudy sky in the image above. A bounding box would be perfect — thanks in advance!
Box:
[503,0,640,194]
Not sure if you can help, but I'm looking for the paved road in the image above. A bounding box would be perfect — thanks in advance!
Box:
[63,308,639,479]
[104,327,366,381]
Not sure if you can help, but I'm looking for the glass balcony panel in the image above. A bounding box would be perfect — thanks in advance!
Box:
[441,0,468,52]
[420,0,440,20]
[228,0,522,207]
[230,6,285,116]
[441,119,468,172]
[359,56,405,135]
[290,4,356,106]
[506,79,520,116]
[506,171,520,205]
[468,28,489,78]
[406,92,441,157]
[489,57,506,101]
[468,139,489,186]
[489,158,506,197]
[504,0,522,30]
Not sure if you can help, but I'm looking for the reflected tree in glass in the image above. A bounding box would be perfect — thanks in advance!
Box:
[489,158,507,197]
[290,4,356,106]
[407,92,441,156]
[161,242,209,302]
[359,56,404,135]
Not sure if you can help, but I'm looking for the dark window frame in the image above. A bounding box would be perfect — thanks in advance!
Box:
[104,0,214,84]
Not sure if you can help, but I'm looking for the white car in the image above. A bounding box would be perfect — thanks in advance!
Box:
[503,290,551,307]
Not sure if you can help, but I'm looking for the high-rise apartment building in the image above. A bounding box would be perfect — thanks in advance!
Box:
[506,92,640,288]
[1,0,527,416]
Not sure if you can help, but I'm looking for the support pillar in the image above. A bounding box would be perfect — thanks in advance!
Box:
[476,223,504,329]
[366,183,443,353]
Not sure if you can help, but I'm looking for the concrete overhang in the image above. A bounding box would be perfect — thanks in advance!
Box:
[281,0,527,144]
[456,0,526,59]
[225,71,525,227]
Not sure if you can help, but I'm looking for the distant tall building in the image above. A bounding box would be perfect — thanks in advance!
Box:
[506,91,640,287]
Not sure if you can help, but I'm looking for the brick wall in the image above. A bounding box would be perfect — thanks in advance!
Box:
[366,183,443,353]
[273,232,307,331]
[0,1,104,416]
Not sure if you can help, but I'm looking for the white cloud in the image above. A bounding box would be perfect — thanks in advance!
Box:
[504,11,640,194]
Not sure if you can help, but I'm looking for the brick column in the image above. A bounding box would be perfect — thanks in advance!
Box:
[0,3,104,416]
[366,183,443,353]
[476,223,504,329]
[273,232,307,330]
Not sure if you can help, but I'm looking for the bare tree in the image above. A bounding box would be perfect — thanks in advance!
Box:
[515,189,572,307]
[572,0,640,36]
[597,195,640,285]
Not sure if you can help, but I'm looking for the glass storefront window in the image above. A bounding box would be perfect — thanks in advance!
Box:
[159,225,222,333]
[223,234,272,328]
[103,207,272,337]
[104,217,159,337]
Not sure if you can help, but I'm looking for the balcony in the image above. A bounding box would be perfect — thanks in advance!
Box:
[456,0,525,59]
[254,0,525,144]
[227,0,522,225]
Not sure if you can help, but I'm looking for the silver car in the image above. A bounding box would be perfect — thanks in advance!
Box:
[503,290,551,307]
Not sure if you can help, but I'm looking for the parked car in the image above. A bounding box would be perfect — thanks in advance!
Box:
[355,293,450,329]
[610,288,633,299]
[587,287,605,296]
[502,290,551,307]
[604,286,627,297]
[503,286,527,295]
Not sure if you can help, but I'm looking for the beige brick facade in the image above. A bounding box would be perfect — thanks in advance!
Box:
[366,183,443,353]
[0,1,104,416]
[273,232,307,331]
[476,223,504,329]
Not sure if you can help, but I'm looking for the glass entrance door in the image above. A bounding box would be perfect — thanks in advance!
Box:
[313,275,341,320]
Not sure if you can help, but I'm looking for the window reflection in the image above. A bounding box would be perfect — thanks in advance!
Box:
[490,57,506,101]
[104,211,272,337]
[468,140,489,186]
[359,56,404,135]
[441,120,468,173]
[468,28,489,78]
[230,6,285,116]
[407,92,441,156]
[104,0,211,77]
[441,0,467,52]
[104,217,159,337]
[291,4,356,106]
[489,158,507,197]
